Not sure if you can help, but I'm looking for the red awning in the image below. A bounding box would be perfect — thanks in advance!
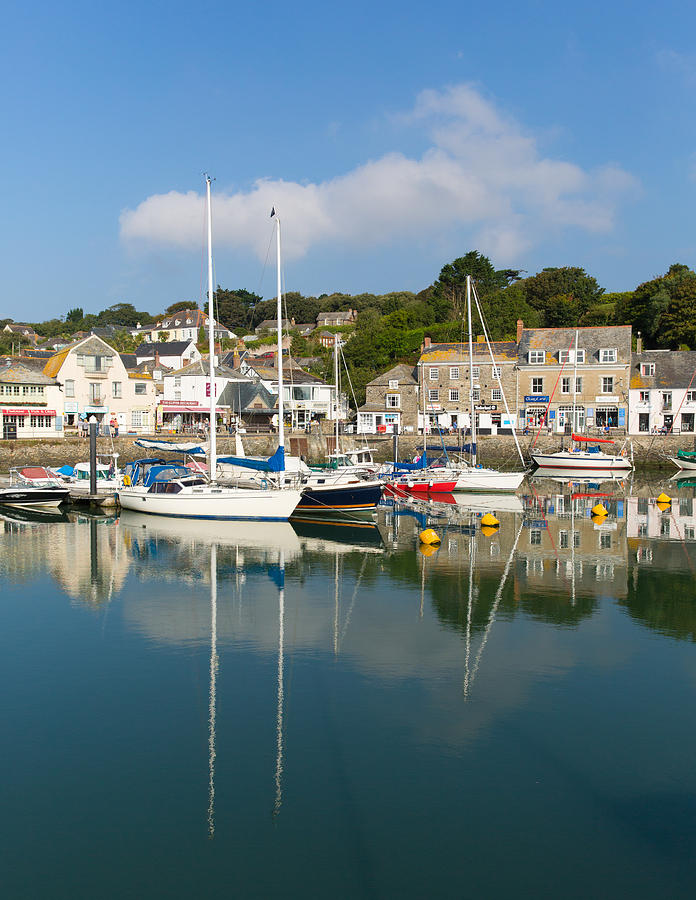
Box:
[2,409,56,416]
[571,433,614,444]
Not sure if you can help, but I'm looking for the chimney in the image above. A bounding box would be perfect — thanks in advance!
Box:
[233,348,240,369]
[516,319,524,343]
[424,336,432,349]
[636,331,643,353]
[155,349,160,366]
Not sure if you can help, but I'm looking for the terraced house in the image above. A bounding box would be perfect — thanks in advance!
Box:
[516,324,632,433]
[418,337,519,434]
[628,349,696,434]
[0,358,63,439]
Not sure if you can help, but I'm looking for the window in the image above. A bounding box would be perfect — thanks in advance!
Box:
[599,532,612,550]
[450,367,459,380]
[531,377,544,393]
[30,415,51,428]
[429,367,438,380]
[559,349,586,365]
[472,366,480,380]
[174,376,181,387]
[561,377,571,394]
[88,383,101,404]
[662,391,672,409]
[575,377,583,394]
[639,391,650,403]
[491,388,502,401]
[65,379,75,398]
[112,381,122,398]
[559,531,569,549]
[528,350,545,364]
[386,394,400,408]
[687,391,696,403]
[600,348,617,363]
[472,388,480,402]
[641,363,655,376]
[131,410,148,428]
[388,380,399,389]
[601,377,614,394]
[491,366,501,378]
[530,530,542,546]
[428,389,439,402]
[449,389,459,402]
[135,383,146,395]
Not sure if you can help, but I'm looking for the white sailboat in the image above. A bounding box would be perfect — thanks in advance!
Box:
[117,177,302,520]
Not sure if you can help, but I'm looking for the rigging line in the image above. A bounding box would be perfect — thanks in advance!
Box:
[467,519,524,695]
[338,552,369,650]
[470,282,526,466]
[528,332,577,452]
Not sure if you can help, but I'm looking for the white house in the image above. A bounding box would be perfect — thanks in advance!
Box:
[135,340,201,371]
[628,350,696,434]
[132,308,235,344]
[0,358,64,439]
[159,357,256,432]
[44,335,158,433]
[241,358,340,430]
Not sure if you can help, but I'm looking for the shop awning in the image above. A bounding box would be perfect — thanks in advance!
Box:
[2,409,56,416]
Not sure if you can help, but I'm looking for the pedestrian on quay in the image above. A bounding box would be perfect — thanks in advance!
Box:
[110,416,119,437]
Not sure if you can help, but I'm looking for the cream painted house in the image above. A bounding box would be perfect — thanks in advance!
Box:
[44,335,157,433]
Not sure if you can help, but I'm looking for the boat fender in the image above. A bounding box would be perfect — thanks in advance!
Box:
[123,475,131,486]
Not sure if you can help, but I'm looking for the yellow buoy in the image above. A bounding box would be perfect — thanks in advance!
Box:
[591,503,608,517]
[656,492,671,505]
[419,528,441,546]
[480,513,500,528]
[419,542,439,557]
[480,524,499,538]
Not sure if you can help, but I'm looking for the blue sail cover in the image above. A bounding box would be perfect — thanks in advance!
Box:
[135,438,207,456]
[391,454,430,472]
[216,445,286,473]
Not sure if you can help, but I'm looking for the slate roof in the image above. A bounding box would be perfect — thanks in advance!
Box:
[0,360,57,385]
[630,350,696,390]
[366,363,418,386]
[247,363,326,385]
[43,335,116,377]
[168,356,250,379]
[119,353,137,370]
[420,341,518,363]
[518,326,632,364]
[135,340,195,357]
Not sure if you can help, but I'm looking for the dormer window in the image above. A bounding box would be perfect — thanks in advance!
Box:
[600,348,617,364]
[640,363,655,376]
[559,349,585,364]
[186,318,193,324]
[388,379,399,389]
[528,350,545,365]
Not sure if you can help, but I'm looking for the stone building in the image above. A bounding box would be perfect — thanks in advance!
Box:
[516,325,632,433]
[628,349,696,434]
[418,338,519,434]
[357,364,419,434]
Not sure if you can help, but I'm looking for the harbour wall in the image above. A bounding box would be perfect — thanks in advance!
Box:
[0,431,694,472]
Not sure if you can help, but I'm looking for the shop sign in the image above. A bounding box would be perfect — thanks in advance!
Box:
[160,400,200,407]
[475,404,497,411]
[524,395,549,403]
[2,408,57,416]
[63,402,79,413]
[84,406,108,414]
[595,396,619,403]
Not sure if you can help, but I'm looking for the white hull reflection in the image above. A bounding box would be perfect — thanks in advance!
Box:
[425,492,524,514]
[529,466,629,485]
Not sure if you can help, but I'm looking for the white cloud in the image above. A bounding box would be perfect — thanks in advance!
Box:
[119,83,637,265]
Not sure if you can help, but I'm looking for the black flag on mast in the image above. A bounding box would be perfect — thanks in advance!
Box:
[270,207,276,217]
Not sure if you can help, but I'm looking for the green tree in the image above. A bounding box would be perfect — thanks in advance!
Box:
[517,267,604,326]
[166,300,197,314]
[623,264,696,347]
[66,307,84,324]
[158,331,170,343]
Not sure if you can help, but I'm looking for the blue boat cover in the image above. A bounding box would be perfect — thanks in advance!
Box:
[216,445,286,473]
[55,465,74,476]
[142,464,192,487]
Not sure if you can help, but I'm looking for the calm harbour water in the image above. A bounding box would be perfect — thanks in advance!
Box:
[2,477,696,898]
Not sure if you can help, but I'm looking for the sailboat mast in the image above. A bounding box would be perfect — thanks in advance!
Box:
[572,330,579,434]
[275,216,285,461]
[334,336,340,457]
[205,175,217,480]
[466,275,477,466]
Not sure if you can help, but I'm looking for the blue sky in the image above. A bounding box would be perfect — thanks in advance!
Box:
[2,0,696,321]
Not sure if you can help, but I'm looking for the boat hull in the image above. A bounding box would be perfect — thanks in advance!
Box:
[0,486,70,508]
[668,456,696,471]
[294,480,384,513]
[453,469,525,492]
[117,486,302,520]
[531,452,632,471]
[384,477,459,494]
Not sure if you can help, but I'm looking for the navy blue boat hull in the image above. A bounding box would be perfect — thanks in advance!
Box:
[294,482,384,512]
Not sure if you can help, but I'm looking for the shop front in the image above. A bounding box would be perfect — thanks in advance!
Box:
[159,400,230,434]
[1,407,61,439]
